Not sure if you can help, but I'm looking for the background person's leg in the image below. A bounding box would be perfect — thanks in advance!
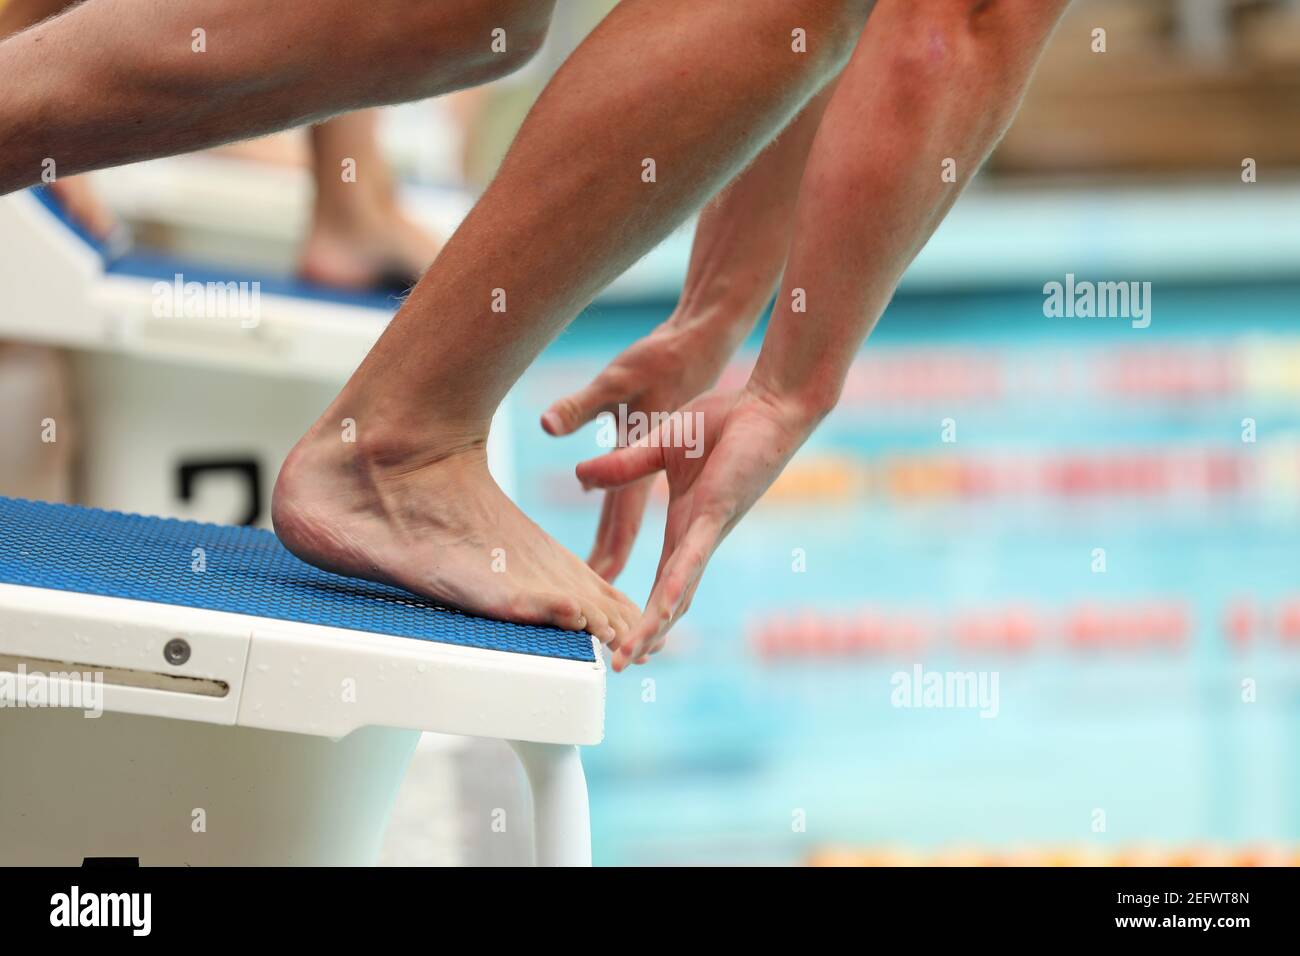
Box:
[0,344,77,502]
[272,0,872,636]
[3,0,446,288]
[299,110,444,290]
[0,0,557,194]
[0,0,85,508]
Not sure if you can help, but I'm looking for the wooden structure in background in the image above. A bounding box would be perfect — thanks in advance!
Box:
[993,0,1300,176]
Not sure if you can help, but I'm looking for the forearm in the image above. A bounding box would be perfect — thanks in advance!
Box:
[670,82,838,352]
[751,0,1070,415]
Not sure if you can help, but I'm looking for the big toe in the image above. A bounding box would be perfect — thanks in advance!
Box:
[530,593,586,632]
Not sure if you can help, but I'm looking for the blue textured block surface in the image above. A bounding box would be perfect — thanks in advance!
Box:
[0,497,595,662]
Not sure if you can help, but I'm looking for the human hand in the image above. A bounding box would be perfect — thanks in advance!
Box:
[575,382,823,670]
[541,314,746,581]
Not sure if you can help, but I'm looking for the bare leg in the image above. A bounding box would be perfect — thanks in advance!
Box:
[0,0,84,510]
[0,0,117,238]
[272,0,869,639]
[5,2,441,281]
[299,110,443,290]
[0,0,556,194]
[0,344,77,502]
[0,0,63,34]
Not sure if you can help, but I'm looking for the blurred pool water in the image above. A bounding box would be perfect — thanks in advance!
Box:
[511,281,1300,865]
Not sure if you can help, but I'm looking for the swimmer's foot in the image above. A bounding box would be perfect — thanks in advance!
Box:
[299,198,443,292]
[272,423,640,648]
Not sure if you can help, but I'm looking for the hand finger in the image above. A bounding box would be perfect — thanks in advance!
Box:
[674,567,708,621]
[618,514,722,666]
[541,376,624,436]
[635,633,665,662]
[576,440,666,491]
[587,491,621,575]
[612,592,666,671]
[588,479,653,581]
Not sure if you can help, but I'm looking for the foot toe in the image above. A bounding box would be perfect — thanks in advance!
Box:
[505,592,583,631]
[577,599,615,643]
[546,594,586,631]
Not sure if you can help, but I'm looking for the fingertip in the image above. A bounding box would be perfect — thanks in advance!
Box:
[540,409,566,436]
[574,460,604,491]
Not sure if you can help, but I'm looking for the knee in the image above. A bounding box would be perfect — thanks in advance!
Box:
[871,0,1064,77]
[370,0,555,101]
[479,0,555,73]
[421,0,553,89]
[788,0,876,73]
[876,0,1070,45]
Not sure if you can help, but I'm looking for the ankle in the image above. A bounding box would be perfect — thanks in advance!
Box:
[360,430,489,475]
[310,183,400,236]
[297,411,489,474]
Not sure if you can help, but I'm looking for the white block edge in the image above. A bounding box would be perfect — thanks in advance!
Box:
[0,582,605,746]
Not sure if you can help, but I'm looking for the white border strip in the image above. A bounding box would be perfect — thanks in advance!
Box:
[0,582,604,744]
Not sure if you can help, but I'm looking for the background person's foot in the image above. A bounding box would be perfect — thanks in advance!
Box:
[299,201,443,291]
[272,423,639,648]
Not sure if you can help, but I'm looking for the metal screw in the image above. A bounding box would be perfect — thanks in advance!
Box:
[163,638,191,666]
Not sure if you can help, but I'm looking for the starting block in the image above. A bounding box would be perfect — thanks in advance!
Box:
[0,496,604,865]
[0,183,514,527]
